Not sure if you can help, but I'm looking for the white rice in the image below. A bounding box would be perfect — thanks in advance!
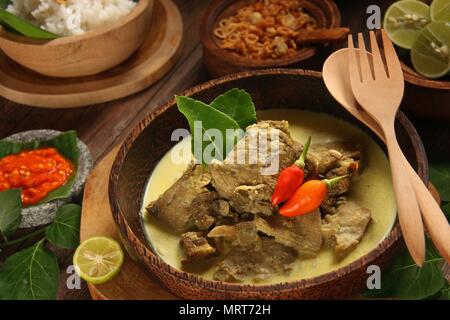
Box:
[7,0,137,36]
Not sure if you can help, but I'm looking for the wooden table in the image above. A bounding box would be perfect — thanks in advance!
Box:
[0,0,448,300]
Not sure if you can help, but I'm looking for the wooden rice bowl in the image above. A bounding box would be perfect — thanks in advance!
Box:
[109,69,428,299]
[201,0,341,77]
[0,0,154,78]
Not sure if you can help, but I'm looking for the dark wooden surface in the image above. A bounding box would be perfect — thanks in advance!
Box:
[0,0,448,300]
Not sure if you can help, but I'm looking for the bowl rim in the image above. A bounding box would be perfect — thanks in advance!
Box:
[200,0,341,67]
[0,0,152,46]
[109,68,428,293]
[401,61,450,90]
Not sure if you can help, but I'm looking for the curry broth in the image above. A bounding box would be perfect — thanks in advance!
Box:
[141,110,397,284]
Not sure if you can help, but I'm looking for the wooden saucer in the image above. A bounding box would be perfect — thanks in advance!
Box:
[0,0,183,109]
[80,146,177,300]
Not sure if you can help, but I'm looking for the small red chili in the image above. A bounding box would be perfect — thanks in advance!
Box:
[271,137,311,206]
[279,175,348,217]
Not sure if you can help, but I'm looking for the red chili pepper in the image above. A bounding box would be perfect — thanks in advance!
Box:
[279,175,348,217]
[272,137,311,206]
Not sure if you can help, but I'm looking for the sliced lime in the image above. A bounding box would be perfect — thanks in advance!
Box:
[384,0,431,49]
[411,21,450,78]
[430,0,450,22]
[73,237,124,285]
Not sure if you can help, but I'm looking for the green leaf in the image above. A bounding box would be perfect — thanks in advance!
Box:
[0,131,79,207]
[210,88,257,129]
[176,96,243,164]
[0,0,11,9]
[438,285,450,300]
[0,8,58,40]
[0,189,21,242]
[429,163,450,201]
[0,239,59,300]
[442,202,450,219]
[363,238,446,300]
[45,204,81,249]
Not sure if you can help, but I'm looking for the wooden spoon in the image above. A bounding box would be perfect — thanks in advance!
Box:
[323,47,450,264]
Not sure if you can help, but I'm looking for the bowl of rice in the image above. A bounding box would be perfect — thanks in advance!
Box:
[0,0,154,78]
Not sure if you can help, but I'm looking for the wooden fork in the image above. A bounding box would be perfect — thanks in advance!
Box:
[348,30,425,266]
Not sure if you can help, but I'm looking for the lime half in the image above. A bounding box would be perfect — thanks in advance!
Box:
[384,0,431,49]
[411,21,450,78]
[430,0,450,22]
[73,237,124,285]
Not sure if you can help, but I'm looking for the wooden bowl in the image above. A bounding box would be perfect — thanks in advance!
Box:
[0,0,154,78]
[201,0,341,77]
[400,62,450,122]
[109,69,428,299]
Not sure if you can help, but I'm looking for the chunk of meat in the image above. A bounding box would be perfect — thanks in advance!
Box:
[146,165,212,233]
[253,210,323,258]
[306,141,362,178]
[321,201,372,258]
[208,221,260,250]
[208,222,297,282]
[230,184,273,216]
[209,121,301,215]
[180,232,216,264]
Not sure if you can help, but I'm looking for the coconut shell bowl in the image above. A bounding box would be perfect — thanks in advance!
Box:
[0,0,154,78]
[400,60,450,123]
[200,0,343,78]
[108,69,428,299]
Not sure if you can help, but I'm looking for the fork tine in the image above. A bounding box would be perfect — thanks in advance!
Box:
[381,29,404,80]
[348,34,361,83]
[369,31,388,79]
[357,33,373,82]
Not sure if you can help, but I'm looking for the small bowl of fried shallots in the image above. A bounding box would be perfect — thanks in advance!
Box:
[201,0,345,77]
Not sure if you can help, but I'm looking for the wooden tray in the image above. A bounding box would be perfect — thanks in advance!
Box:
[81,145,445,300]
[80,146,177,300]
[0,0,183,109]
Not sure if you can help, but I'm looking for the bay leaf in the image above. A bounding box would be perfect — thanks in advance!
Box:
[177,96,242,164]
[0,8,58,40]
[210,88,257,129]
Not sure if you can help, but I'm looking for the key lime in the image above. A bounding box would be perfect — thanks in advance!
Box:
[411,21,450,78]
[384,0,431,49]
[73,237,124,284]
[430,0,450,22]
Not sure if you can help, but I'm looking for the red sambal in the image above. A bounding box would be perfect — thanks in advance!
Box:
[0,148,74,205]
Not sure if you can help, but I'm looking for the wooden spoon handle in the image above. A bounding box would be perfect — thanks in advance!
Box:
[406,162,450,263]
[384,128,425,266]
[296,27,350,44]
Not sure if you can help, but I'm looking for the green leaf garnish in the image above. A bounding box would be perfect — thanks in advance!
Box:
[210,88,257,129]
[363,238,446,300]
[429,163,450,202]
[0,131,79,207]
[0,8,59,40]
[176,96,243,164]
[0,189,21,242]
[0,239,59,300]
[45,204,81,249]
